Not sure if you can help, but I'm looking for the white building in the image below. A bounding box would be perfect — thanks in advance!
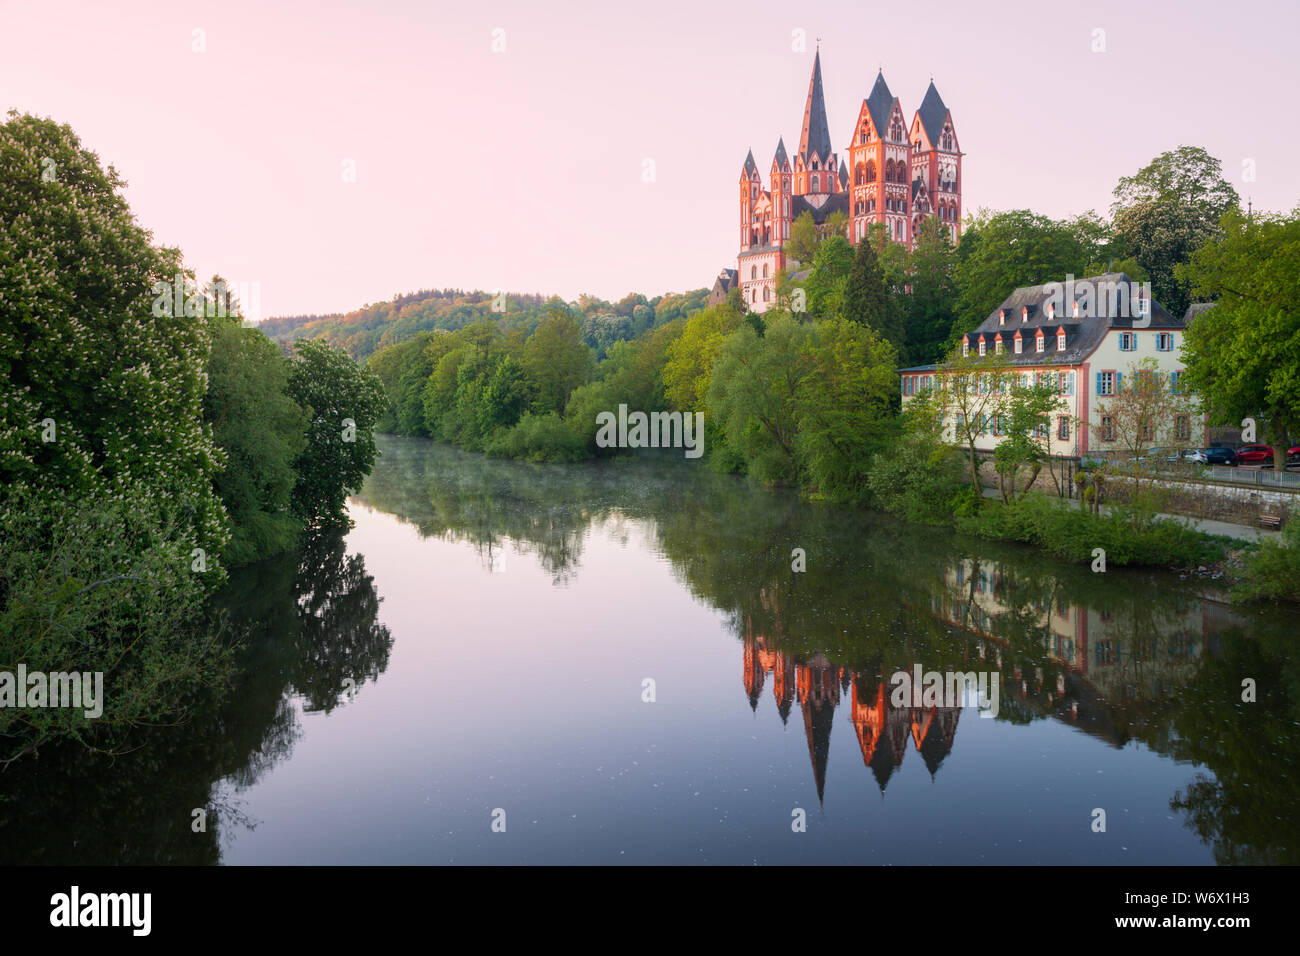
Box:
[900,273,1199,456]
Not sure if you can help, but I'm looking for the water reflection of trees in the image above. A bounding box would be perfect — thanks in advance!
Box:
[357,435,1300,863]
[0,532,392,864]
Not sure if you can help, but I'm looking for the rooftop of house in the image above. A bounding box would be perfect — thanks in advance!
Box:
[961,272,1182,366]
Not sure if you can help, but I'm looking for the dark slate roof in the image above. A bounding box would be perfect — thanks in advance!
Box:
[772,137,790,170]
[798,50,834,164]
[742,149,759,177]
[965,272,1182,366]
[916,81,948,146]
[1184,302,1215,322]
[899,364,939,372]
[865,71,895,138]
[838,160,848,187]
[791,191,850,224]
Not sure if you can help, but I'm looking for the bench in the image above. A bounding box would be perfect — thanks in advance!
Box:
[1259,513,1282,530]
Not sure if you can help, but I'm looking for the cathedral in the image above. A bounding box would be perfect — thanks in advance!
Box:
[721,50,964,313]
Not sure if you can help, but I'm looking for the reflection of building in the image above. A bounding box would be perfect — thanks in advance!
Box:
[930,558,1230,744]
[741,635,963,800]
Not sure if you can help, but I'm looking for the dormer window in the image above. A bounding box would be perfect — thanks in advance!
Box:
[1056,331,1066,350]
[998,309,1005,326]
[1035,330,1045,353]
[1021,306,1029,322]
[1047,302,1056,320]
[962,336,970,357]
[978,337,986,356]
[1013,335,1022,354]
[994,335,1004,354]
[1072,299,1080,318]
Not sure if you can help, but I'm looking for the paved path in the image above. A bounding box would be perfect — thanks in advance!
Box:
[978,487,1282,544]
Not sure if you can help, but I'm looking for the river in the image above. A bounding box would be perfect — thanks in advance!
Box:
[2,434,1296,864]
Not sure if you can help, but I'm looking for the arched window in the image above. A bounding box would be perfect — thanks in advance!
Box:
[865,161,877,183]
[763,286,770,302]
[751,266,757,279]
[811,174,819,192]
[854,163,866,185]
[884,160,894,183]
[762,263,768,278]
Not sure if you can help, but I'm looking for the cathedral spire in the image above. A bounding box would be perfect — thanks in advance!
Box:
[797,50,833,165]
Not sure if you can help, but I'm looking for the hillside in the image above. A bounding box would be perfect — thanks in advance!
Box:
[258,286,711,361]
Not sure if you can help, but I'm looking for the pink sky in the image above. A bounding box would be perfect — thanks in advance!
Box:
[3,0,1296,318]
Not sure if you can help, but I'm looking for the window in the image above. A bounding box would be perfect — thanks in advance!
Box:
[1057,332,1066,350]
[1119,332,1136,351]
[762,263,769,278]
[1014,337,1022,354]
[1035,423,1048,440]
[1139,418,1154,441]
[956,412,965,432]
[962,340,970,357]
[1098,371,1117,396]
[995,338,1004,354]
[1101,416,1115,442]
[762,286,770,302]
[751,266,757,279]
[1036,334,1045,353]
[1157,332,1174,351]
[1175,415,1190,441]
[1058,417,1070,441]
[1171,370,1184,394]
[978,338,986,356]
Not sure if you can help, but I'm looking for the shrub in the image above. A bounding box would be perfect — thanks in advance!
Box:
[866,436,967,525]
[484,412,588,462]
[0,486,236,763]
[956,494,1229,568]
[1233,509,1300,603]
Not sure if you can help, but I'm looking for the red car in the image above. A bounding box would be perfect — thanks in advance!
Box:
[1235,444,1274,464]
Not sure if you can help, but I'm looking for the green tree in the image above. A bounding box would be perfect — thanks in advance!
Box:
[204,299,308,565]
[522,309,591,414]
[803,235,855,319]
[787,210,819,266]
[950,210,1091,342]
[842,232,904,351]
[706,315,813,485]
[795,317,898,503]
[0,112,228,560]
[287,339,388,527]
[662,302,743,413]
[1111,146,1240,318]
[1179,208,1300,471]
[901,217,959,366]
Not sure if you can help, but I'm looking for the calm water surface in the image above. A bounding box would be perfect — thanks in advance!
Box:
[3,435,1298,864]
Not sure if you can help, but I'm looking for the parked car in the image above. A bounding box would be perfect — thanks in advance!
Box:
[1235,444,1275,464]
[1188,446,1238,466]
[1289,445,1300,462]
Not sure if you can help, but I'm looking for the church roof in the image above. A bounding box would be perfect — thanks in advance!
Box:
[772,137,789,170]
[916,81,949,146]
[742,149,759,177]
[798,50,834,164]
[865,71,895,138]
[791,190,850,224]
[838,160,849,187]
